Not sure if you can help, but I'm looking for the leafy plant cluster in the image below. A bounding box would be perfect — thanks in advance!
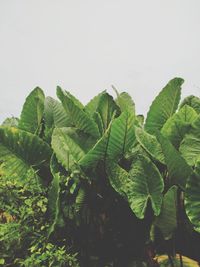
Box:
[1,78,200,266]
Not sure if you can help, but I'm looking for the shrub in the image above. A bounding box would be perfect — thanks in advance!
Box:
[0,78,200,266]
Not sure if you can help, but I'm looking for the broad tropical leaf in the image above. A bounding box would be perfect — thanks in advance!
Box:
[108,155,164,219]
[185,161,200,233]
[107,109,136,160]
[52,127,86,170]
[62,90,84,109]
[113,86,135,114]
[44,96,71,141]
[154,186,178,240]
[18,87,45,134]
[84,91,105,115]
[180,95,200,114]
[79,123,112,168]
[93,111,104,136]
[96,92,119,132]
[179,115,200,166]
[157,133,192,189]
[161,105,198,148]
[57,87,100,138]
[80,110,136,168]
[0,127,51,181]
[135,127,165,164]
[145,78,184,134]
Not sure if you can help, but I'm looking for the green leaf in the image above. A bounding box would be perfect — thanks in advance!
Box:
[161,105,198,148]
[80,110,136,168]
[93,111,104,136]
[52,127,86,170]
[2,117,19,127]
[48,155,62,237]
[185,161,200,233]
[57,87,100,138]
[113,86,135,114]
[135,127,165,164]
[62,89,84,109]
[0,127,51,181]
[154,186,178,240]
[79,124,111,168]
[18,87,45,134]
[44,96,71,141]
[84,91,105,115]
[96,92,119,133]
[107,109,136,160]
[157,133,192,189]
[179,115,200,166]
[108,155,164,219]
[145,78,184,134]
[180,95,200,114]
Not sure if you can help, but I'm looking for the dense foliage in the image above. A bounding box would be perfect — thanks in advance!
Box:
[1,78,200,266]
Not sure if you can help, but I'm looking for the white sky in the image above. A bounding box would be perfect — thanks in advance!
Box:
[0,0,200,123]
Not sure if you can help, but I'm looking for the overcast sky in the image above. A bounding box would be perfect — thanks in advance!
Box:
[0,0,200,123]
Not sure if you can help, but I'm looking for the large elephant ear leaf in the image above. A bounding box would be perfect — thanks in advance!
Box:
[84,91,105,116]
[128,155,164,219]
[80,110,136,168]
[0,127,51,181]
[52,127,86,170]
[113,86,135,114]
[18,87,45,134]
[57,87,100,139]
[161,105,198,148]
[154,186,178,240]
[79,122,112,168]
[135,127,165,164]
[96,92,120,133]
[107,155,164,219]
[145,78,184,134]
[180,95,200,114]
[185,161,200,233]
[44,96,71,142]
[107,109,136,160]
[179,115,200,166]
[157,133,192,190]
